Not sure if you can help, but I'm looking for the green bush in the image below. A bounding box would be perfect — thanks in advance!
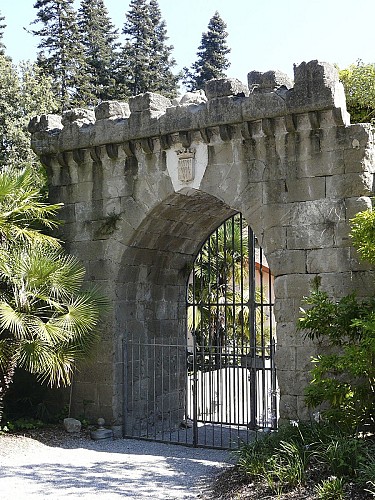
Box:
[298,280,375,431]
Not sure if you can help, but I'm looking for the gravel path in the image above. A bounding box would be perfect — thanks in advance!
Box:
[0,430,232,499]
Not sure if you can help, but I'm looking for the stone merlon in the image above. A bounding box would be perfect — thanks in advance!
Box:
[29,60,350,157]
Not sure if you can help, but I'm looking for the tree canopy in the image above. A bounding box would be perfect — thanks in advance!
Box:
[118,0,179,98]
[340,60,375,124]
[31,0,87,111]
[77,0,119,105]
[183,11,231,91]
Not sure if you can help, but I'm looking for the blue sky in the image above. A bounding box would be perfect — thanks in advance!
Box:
[2,0,375,83]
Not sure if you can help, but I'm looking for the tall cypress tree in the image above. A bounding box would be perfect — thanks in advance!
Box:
[119,0,179,98]
[0,12,6,56]
[77,0,119,105]
[31,0,87,111]
[183,11,231,91]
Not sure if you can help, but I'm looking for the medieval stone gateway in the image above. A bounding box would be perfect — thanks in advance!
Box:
[29,60,375,444]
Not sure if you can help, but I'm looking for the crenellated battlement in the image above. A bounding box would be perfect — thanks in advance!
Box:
[27,59,375,432]
[29,60,350,164]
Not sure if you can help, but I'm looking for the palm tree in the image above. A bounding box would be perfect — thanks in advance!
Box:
[0,167,106,422]
[188,214,272,365]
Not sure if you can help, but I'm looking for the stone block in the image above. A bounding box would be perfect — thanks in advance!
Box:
[63,417,82,433]
[205,78,249,99]
[267,249,306,276]
[248,70,292,94]
[178,90,207,106]
[274,274,312,299]
[129,92,172,114]
[326,172,373,198]
[287,224,335,250]
[287,60,349,118]
[62,108,96,126]
[306,247,351,273]
[95,101,130,120]
[28,113,63,133]
[287,177,326,202]
[296,151,344,178]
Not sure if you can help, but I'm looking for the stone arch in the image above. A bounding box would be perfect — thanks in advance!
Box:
[29,60,375,432]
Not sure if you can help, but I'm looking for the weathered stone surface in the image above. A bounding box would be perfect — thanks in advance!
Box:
[205,77,249,99]
[63,417,82,433]
[28,114,63,133]
[129,92,171,114]
[28,59,375,432]
[61,108,96,126]
[178,90,207,106]
[248,69,292,93]
[95,101,130,120]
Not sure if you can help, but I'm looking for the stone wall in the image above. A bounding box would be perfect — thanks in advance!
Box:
[29,60,375,429]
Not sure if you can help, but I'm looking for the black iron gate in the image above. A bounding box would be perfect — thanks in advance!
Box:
[123,214,278,449]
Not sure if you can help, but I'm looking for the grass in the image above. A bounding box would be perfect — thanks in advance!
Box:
[230,421,375,499]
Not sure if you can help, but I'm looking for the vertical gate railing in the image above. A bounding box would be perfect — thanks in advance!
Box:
[123,213,278,449]
[186,213,278,447]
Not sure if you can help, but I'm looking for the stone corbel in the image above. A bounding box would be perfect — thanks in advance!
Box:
[179,131,192,148]
[57,152,70,168]
[90,146,102,163]
[241,122,252,140]
[140,137,154,154]
[160,134,172,150]
[40,154,54,169]
[219,124,233,142]
[308,111,320,130]
[73,148,86,165]
[261,118,274,136]
[106,143,119,160]
[122,141,135,157]
[285,114,297,133]
[199,128,212,144]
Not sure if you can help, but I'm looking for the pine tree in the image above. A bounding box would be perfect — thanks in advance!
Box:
[119,0,153,97]
[183,11,231,91]
[0,12,6,56]
[148,0,179,98]
[119,0,179,98]
[31,0,87,111]
[77,0,119,105]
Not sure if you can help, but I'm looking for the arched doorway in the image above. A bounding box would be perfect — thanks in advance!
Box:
[186,213,278,447]
[122,205,278,449]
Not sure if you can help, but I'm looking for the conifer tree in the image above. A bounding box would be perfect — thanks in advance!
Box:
[183,11,231,91]
[148,0,179,98]
[77,0,119,105]
[119,0,179,98]
[119,0,153,97]
[31,0,87,111]
[0,12,6,56]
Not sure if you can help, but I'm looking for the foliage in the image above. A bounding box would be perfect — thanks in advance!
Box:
[237,421,373,497]
[298,284,375,431]
[0,55,57,185]
[315,476,346,500]
[0,167,107,423]
[339,60,375,123]
[183,11,231,91]
[31,0,87,111]
[118,0,179,98]
[350,208,375,265]
[0,11,6,56]
[77,0,119,105]
[188,214,272,350]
